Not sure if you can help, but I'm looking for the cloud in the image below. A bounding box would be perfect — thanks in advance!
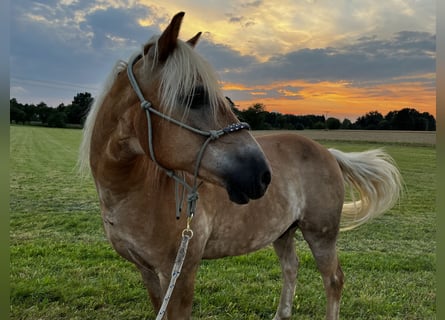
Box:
[203,28,435,118]
[10,0,163,102]
[80,6,161,51]
[217,31,436,85]
[196,39,258,72]
[10,86,27,97]
[225,13,256,28]
[9,0,436,119]
[241,0,263,8]
[227,14,244,23]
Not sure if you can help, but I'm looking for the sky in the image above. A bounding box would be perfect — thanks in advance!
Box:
[10,0,436,120]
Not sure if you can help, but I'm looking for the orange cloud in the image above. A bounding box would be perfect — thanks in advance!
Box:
[221,83,252,91]
[250,91,267,96]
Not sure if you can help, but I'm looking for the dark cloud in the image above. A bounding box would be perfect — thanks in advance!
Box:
[197,39,258,72]
[221,31,436,85]
[10,1,162,101]
[225,13,255,28]
[228,15,244,23]
[10,10,94,83]
[80,6,160,50]
[352,31,435,58]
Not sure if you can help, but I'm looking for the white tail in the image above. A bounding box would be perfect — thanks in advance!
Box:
[329,148,403,231]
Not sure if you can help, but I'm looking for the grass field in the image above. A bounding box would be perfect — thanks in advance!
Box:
[10,126,436,319]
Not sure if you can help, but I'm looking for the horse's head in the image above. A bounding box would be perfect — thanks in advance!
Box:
[131,12,271,204]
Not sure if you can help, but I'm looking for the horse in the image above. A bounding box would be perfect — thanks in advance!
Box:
[79,12,402,320]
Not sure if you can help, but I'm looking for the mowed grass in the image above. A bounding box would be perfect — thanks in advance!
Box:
[10,126,436,319]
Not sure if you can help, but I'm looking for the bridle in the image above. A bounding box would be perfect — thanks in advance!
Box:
[126,52,250,222]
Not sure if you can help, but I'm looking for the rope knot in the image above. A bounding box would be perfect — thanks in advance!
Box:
[186,191,199,217]
[208,130,223,140]
[187,192,199,203]
[140,100,152,110]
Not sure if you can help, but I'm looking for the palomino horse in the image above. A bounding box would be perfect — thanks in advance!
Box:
[79,12,402,320]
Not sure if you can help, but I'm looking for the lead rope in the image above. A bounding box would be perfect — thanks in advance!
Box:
[155,219,194,320]
[127,52,250,319]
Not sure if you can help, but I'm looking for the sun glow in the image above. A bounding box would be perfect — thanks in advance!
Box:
[225,79,435,120]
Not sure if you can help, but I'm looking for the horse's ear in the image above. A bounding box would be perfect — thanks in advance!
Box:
[187,32,202,48]
[157,11,185,62]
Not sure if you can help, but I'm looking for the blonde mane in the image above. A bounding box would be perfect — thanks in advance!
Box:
[78,60,127,175]
[146,36,226,119]
[78,36,227,175]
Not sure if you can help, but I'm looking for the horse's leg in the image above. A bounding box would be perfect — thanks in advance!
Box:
[129,246,199,319]
[272,225,299,320]
[127,248,163,313]
[139,267,163,311]
[300,227,344,320]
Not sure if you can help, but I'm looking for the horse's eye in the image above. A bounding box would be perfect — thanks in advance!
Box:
[189,86,209,109]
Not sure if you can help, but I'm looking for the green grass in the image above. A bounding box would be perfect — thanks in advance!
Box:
[10,126,436,319]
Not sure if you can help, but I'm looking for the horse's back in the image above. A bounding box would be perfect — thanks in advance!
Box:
[257,132,345,230]
[256,132,333,162]
[256,132,342,181]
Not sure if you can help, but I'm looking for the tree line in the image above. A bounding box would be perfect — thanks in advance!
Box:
[230,102,435,131]
[10,93,93,128]
[10,93,435,131]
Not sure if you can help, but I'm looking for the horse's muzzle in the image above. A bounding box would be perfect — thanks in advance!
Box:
[225,156,271,204]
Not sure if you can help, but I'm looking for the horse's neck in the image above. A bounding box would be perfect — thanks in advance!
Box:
[90,68,179,206]
[93,146,174,205]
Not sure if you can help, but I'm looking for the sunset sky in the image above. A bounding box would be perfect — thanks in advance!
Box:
[10,0,436,120]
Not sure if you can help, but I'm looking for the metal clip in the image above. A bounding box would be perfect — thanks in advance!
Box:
[182,216,194,239]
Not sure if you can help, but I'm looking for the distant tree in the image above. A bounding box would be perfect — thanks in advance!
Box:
[391,108,414,130]
[35,102,52,124]
[354,111,383,130]
[384,110,397,129]
[284,114,304,130]
[264,111,281,129]
[22,103,38,123]
[294,123,304,130]
[10,98,23,124]
[47,111,67,128]
[313,121,326,129]
[326,117,341,130]
[65,104,83,124]
[11,95,436,131]
[10,102,26,124]
[240,103,267,130]
[10,98,19,109]
[72,92,93,108]
[420,112,436,131]
[377,119,391,130]
[66,92,93,124]
[10,98,36,123]
[389,108,435,131]
[340,118,352,129]
[56,103,66,113]
[306,115,326,129]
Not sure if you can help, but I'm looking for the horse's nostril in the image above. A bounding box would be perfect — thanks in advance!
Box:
[261,170,271,187]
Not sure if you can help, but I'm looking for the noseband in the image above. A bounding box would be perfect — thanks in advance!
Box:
[127,52,250,221]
